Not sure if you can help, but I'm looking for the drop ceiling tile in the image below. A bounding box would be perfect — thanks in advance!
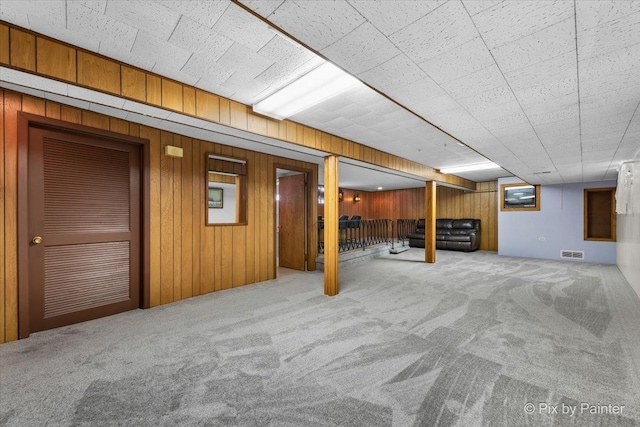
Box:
[168,16,234,60]
[254,56,323,95]
[390,1,477,64]
[266,0,365,51]
[67,2,138,53]
[0,3,30,28]
[193,77,235,99]
[98,44,156,71]
[105,0,181,41]
[576,1,640,32]
[578,11,640,60]
[463,0,504,17]
[458,85,518,110]
[181,54,234,85]
[418,37,495,85]
[213,4,275,51]
[321,22,400,75]
[152,62,199,86]
[258,34,319,67]
[131,31,191,71]
[216,43,274,79]
[68,1,106,13]
[579,43,640,83]
[387,77,447,105]
[221,74,270,104]
[503,51,576,92]
[481,111,531,131]
[492,18,575,74]
[358,54,427,93]
[1,1,66,26]
[441,64,505,99]
[160,0,229,28]
[580,70,640,98]
[472,1,573,49]
[239,0,284,17]
[348,0,444,36]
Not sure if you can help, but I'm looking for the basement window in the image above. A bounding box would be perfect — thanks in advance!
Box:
[584,188,616,241]
[500,183,540,211]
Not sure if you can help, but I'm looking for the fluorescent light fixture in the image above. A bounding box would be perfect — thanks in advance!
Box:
[439,162,501,174]
[253,62,361,120]
[507,185,534,191]
[377,187,383,190]
[520,195,535,199]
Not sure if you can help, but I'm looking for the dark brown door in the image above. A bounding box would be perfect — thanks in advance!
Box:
[27,127,141,333]
[278,174,306,270]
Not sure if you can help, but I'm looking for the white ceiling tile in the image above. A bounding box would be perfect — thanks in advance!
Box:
[168,16,234,60]
[98,44,156,71]
[358,54,427,93]
[513,77,578,108]
[458,86,518,114]
[579,43,640,84]
[441,64,505,99]
[321,23,400,75]
[463,0,504,17]
[348,0,444,36]
[216,43,274,79]
[576,1,640,33]
[67,2,138,53]
[238,0,284,18]
[266,0,365,51]
[390,1,477,64]
[418,37,494,85]
[220,73,269,104]
[577,10,640,60]
[386,77,447,105]
[213,4,275,51]
[492,18,575,74]
[151,62,199,86]
[0,2,30,28]
[105,0,181,41]
[194,78,236,99]
[68,1,106,13]
[503,51,576,92]
[472,1,573,49]
[160,0,229,28]
[131,31,191,71]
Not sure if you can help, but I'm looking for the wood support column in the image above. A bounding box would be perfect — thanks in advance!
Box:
[324,155,339,296]
[425,181,436,263]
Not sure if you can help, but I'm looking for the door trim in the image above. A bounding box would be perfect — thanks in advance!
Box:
[273,163,317,273]
[17,112,151,339]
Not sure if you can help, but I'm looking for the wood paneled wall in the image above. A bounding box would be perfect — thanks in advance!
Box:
[339,188,370,219]
[436,182,498,252]
[0,89,318,343]
[0,22,476,190]
[369,188,426,221]
[339,183,498,251]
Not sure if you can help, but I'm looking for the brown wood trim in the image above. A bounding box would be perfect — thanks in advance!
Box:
[204,152,248,226]
[273,162,318,273]
[16,112,151,338]
[0,20,477,191]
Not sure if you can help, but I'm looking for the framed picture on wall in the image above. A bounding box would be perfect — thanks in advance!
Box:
[208,188,223,208]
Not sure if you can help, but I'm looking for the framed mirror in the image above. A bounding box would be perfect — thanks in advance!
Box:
[206,154,247,225]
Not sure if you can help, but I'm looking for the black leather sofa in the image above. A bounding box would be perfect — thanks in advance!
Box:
[408,218,481,252]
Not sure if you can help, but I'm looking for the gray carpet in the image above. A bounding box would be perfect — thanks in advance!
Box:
[1,249,639,426]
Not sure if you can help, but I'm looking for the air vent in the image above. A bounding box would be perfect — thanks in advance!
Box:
[561,250,584,260]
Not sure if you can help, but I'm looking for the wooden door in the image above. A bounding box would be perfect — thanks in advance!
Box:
[279,174,306,270]
[27,127,141,333]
